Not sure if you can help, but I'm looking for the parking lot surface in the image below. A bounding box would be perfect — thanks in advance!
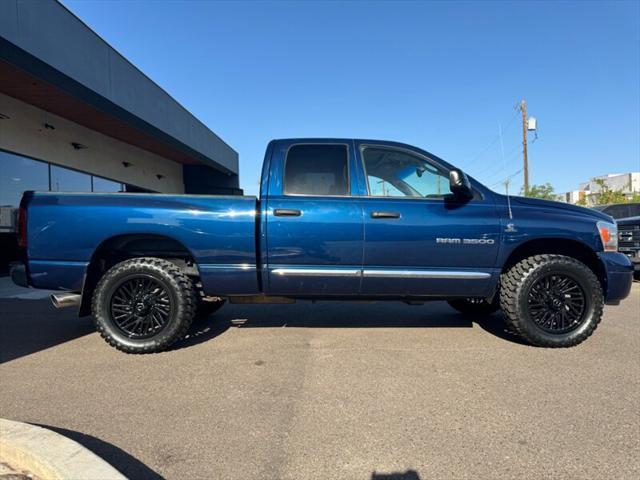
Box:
[1,279,638,480]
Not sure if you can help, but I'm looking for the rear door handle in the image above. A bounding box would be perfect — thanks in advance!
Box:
[274,208,301,217]
[371,211,401,219]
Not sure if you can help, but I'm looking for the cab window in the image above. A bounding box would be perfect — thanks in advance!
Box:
[284,144,349,196]
[362,147,449,199]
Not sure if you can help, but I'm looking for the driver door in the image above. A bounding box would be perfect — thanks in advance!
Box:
[357,143,500,297]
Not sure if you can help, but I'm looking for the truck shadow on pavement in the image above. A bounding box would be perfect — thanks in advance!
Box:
[174,301,527,350]
[35,424,165,480]
[1,297,527,361]
[0,299,94,363]
[371,470,421,480]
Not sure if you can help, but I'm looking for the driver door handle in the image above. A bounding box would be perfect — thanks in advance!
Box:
[274,208,302,217]
[371,211,401,219]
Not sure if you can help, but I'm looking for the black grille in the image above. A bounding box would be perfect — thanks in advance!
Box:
[619,224,640,250]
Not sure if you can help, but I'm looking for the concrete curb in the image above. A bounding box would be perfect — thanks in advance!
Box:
[0,419,126,480]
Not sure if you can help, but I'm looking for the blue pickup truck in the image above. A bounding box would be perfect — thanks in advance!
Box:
[11,139,633,353]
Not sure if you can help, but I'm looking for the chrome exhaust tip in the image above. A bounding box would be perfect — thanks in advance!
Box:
[51,293,82,309]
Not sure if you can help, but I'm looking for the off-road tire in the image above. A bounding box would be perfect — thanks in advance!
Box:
[92,257,197,353]
[499,254,603,348]
[195,298,226,321]
[447,297,500,316]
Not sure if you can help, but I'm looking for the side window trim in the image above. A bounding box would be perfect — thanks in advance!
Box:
[283,143,352,197]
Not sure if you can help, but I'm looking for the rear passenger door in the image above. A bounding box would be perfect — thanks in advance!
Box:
[265,141,364,295]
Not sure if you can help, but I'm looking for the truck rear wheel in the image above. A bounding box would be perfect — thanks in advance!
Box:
[499,254,603,348]
[91,257,197,353]
[447,297,499,316]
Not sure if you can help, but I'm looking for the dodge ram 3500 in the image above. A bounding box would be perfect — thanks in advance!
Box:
[11,139,633,353]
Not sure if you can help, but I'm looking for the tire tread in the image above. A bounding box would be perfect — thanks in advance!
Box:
[91,257,196,353]
[499,254,603,348]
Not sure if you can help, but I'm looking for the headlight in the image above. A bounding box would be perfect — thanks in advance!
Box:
[597,221,618,252]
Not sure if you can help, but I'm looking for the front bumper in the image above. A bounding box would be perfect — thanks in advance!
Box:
[598,252,634,305]
[10,263,29,288]
[618,249,640,271]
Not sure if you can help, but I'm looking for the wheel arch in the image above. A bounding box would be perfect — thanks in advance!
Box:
[79,233,199,317]
[502,237,606,291]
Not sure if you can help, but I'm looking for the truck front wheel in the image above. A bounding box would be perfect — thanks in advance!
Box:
[499,254,603,347]
[91,257,197,353]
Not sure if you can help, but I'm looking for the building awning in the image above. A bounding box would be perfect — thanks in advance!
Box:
[0,0,238,176]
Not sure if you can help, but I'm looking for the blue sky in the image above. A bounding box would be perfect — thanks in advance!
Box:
[62,0,639,196]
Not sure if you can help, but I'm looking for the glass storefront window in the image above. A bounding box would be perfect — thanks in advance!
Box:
[0,149,149,210]
[0,151,49,208]
[50,165,91,192]
[93,176,123,192]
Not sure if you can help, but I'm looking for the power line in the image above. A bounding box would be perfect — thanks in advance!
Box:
[489,168,524,189]
[475,159,511,182]
[463,107,520,169]
[485,159,523,186]
[472,143,521,178]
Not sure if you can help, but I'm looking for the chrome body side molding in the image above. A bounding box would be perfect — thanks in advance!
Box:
[362,269,491,280]
[269,266,490,280]
[271,267,361,277]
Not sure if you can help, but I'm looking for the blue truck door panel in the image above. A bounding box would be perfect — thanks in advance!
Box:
[264,140,364,295]
[360,198,500,296]
[355,141,500,297]
[266,197,364,294]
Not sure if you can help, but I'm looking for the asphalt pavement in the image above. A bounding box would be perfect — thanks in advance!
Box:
[1,277,638,480]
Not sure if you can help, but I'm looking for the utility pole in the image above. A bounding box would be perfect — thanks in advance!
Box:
[520,99,529,195]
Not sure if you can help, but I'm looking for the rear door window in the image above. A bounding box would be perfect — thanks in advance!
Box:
[284,145,349,196]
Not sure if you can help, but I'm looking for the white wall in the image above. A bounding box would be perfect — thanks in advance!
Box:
[579,173,640,195]
[0,93,184,193]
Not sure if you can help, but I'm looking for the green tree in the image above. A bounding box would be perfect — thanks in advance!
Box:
[589,178,635,205]
[521,183,556,200]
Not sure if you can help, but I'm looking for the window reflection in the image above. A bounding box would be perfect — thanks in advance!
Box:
[50,165,91,192]
[0,151,49,207]
[93,176,123,192]
[362,147,449,198]
[0,149,151,210]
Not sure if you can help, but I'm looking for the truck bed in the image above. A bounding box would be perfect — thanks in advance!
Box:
[24,192,259,294]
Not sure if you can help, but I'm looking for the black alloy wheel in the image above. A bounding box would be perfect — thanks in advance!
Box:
[92,257,197,353]
[527,273,586,334]
[500,254,604,348]
[110,275,173,339]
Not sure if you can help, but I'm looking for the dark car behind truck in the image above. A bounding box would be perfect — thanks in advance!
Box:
[11,138,634,353]
[593,202,640,220]
[593,203,640,277]
[617,216,640,278]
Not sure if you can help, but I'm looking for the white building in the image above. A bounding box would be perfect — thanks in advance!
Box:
[558,172,640,205]
[579,173,640,196]
[558,190,587,205]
